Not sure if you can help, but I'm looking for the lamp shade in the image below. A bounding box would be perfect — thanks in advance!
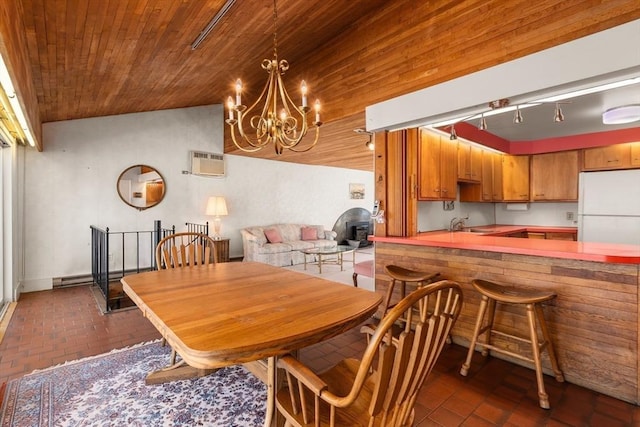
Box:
[206,196,228,216]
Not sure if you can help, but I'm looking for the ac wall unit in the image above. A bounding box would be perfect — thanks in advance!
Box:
[190,151,225,176]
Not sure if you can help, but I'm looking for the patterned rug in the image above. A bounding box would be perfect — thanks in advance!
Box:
[0,341,266,426]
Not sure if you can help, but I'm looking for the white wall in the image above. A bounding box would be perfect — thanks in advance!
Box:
[495,202,579,227]
[417,185,578,232]
[22,105,374,292]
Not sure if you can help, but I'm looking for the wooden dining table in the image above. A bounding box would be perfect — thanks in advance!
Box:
[121,261,382,427]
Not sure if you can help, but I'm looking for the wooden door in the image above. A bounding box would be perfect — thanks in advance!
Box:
[376,129,418,237]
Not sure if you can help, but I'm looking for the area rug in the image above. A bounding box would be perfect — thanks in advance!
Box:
[0,341,266,426]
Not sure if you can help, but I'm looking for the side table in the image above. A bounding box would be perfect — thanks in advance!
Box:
[212,238,230,263]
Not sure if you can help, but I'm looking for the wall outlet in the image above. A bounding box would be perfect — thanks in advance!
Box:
[566,212,575,221]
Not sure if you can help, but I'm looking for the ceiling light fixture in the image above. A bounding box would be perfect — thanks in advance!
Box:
[449,125,458,140]
[554,103,565,122]
[513,106,523,124]
[354,128,374,150]
[478,114,487,130]
[602,105,640,124]
[191,0,237,50]
[225,0,321,155]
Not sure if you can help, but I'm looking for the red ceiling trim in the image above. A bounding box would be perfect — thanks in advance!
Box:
[454,122,640,155]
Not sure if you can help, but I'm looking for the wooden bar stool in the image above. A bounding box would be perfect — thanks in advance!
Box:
[382,264,440,316]
[460,279,564,409]
[361,264,441,340]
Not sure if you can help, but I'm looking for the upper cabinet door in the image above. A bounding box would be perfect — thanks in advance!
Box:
[531,151,579,201]
[502,155,530,201]
[583,144,632,171]
[418,130,442,200]
[418,130,457,201]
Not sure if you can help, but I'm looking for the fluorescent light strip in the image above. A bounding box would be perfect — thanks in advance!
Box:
[0,54,35,147]
[536,77,640,103]
[191,0,237,50]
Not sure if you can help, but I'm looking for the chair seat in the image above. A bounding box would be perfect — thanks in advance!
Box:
[472,279,556,305]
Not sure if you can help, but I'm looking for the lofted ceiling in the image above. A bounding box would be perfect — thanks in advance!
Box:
[18,0,389,170]
[20,0,386,123]
[11,0,640,171]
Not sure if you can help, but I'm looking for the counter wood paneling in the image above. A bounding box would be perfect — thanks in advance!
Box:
[372,238,640,404]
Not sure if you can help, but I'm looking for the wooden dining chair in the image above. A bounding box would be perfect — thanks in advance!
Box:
[155,232,217,366]
[275,280,463,427]
[155,231,218,270]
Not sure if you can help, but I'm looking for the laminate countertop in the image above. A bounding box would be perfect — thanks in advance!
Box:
[370,225,640,264]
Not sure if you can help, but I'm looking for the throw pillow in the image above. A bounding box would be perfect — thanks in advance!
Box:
[301,226,318,241]
[264,228,283,244]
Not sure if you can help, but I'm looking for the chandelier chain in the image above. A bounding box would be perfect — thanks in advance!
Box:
[272,0,278,57]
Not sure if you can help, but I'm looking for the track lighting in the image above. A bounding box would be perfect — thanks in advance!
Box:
[513,106,523,124]
[354,128,374,150]
[478,114,487,130]
[554,103,565,122]
[449,125,457,140]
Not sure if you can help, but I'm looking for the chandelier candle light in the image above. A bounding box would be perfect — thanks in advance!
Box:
[225,0,322,155]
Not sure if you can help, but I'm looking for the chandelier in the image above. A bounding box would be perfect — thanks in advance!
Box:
[225,0,322,155]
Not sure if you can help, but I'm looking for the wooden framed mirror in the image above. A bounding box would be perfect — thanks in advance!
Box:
[117,165,166,210]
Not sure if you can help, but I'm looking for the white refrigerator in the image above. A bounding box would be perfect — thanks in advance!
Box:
[577,170,640,245]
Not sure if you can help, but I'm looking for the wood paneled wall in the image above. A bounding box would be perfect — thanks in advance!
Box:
[374,241,640,404]
[227,0,640,170]
[0,0,42,150]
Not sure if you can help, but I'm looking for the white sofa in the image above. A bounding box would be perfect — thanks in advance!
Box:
[241,224,337,267]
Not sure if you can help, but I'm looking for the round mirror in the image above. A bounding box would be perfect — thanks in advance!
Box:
[117,165,166,210]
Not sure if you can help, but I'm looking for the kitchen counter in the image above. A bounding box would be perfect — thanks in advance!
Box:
[370,226,640,403]
[371,225,640,264]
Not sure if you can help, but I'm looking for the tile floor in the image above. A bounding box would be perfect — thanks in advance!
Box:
[1,263,640,426]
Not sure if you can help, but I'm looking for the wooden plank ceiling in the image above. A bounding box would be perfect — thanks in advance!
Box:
[17,0,640,171]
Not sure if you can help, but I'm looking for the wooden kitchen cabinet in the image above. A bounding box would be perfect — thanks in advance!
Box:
[418,130,457,200]
[632,142,640,166]
[459,150,500,202]
[492,153,503,201]
[457,142,482,183]
[531,150,579,201]
[583,143,632,170]
[501,155,529,201]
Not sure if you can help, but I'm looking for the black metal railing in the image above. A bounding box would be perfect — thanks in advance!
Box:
[185,221,209,235]
[90,220,175,312]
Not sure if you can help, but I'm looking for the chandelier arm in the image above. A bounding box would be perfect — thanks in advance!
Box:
[284,126,320,153]
[228,125,266,153]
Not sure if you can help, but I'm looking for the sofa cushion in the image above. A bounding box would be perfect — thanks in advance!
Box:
[244,227,268,245]
[264,228,283,244]
[301,226,318,241]
[286,240,315,251]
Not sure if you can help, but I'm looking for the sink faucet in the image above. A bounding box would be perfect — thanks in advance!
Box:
[449,216,468,231]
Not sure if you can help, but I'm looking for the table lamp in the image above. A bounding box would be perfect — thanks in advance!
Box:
[206,196,228,240]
